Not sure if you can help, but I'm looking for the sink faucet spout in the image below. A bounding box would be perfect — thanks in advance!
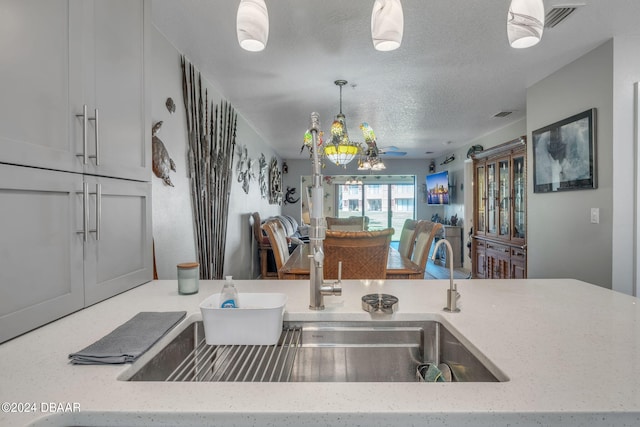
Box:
[307,112,341,310]
[431,238,461,313]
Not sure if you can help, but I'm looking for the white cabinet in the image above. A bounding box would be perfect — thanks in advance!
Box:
[83,176,152,306]
[0,0,150,181]
[0,165,153,343]
[0,0,151,343]
[0,165,84,343]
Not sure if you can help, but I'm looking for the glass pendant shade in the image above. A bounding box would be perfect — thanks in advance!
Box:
[507,0,545,48]
[371,0,404,51]
[323,81,361,167]
[237,0,269,52]
[324,114,360,166]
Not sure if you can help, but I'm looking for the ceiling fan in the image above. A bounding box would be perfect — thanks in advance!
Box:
[378,146,407,156]
[359,123,407,157]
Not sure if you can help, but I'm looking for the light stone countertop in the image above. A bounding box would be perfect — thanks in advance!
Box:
[1,278,640,426]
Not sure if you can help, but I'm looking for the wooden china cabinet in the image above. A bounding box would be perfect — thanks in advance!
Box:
[471,137,527,279]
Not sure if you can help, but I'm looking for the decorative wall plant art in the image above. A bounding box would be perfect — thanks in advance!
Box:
[182,56,237,280]
[533,108,597,193]
[151,121,176,186]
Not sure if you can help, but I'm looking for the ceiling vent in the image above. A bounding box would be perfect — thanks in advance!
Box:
[545,5,582,28]
[493,111,513,118]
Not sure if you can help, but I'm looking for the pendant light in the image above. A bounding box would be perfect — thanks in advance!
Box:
[507,0,545,48]
[237,0,269,52]
[371,0,404,51]
[323,80,361,167]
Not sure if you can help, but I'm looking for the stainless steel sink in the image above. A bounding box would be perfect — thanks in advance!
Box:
[126,320,503,382]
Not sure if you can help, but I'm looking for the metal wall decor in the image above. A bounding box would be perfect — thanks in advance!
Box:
[166,97,176,113]
[268,157,283,205]
[284,186,300,204]
[181,56,237,280]
[151,121,176,186]
[236,145,255,194]
[258,153,268,199]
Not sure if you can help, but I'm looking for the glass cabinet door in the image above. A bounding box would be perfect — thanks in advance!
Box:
[475,164,485,234]
[498,158,510,237]
[512,154,526,240]
[486,161,497,235]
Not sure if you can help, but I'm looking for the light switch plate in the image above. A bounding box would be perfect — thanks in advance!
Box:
[591,208,600,224]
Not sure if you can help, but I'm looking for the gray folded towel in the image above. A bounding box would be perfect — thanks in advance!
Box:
[69,311,186,365]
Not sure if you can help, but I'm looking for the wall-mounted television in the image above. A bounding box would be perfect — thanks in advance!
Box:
[426,171,449,205]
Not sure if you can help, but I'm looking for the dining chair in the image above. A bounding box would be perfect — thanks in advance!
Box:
[262,219,291,279]
[325,216,365,231]
[411,221,444,276]
[397,219,421,259]
[323,228,394,280]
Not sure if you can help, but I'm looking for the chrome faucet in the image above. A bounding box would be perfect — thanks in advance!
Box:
[307,112,341,310]
[431,239,460,313]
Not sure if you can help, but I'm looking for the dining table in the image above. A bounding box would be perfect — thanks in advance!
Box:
[280,243,423,280]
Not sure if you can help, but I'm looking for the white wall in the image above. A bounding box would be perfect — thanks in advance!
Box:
[612,36,640,295]
[527,40,614,288]
[151,27,279,280]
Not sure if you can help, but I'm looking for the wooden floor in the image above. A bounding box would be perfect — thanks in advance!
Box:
[424,261,471,280]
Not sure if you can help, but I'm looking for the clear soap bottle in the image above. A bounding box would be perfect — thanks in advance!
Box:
[220,276,239,308]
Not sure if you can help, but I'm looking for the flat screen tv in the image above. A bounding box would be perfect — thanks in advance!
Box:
[426,171,449,205]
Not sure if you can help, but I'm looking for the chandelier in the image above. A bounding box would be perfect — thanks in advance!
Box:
[323,80,361,168]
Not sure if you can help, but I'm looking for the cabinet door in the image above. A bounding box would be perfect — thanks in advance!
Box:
[0,0,83,173]
[474,163,486,235]
[81,0,150,181]
[498,157,511,239]
[472,239,486,279]
[83,176,152,306]
[0,164,84,343]
[486,161,498,236]
[510,248,527,279]
[512,152,526,244]
[486,242,510,279]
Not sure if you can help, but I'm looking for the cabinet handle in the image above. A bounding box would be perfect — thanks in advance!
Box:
[76,105,88,165]
[76,182,89,242]
[76,105,98,165]
[89,184,101,241]
[90,108,99,166]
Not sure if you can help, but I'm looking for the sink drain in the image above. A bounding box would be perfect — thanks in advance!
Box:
[362,294,398,314]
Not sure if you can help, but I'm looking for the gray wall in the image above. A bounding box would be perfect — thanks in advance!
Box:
[611,36,640,296]
[526,40,614,288]
[151,27,280,280]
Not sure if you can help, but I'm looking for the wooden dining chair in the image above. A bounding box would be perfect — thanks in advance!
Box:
[325,216,365,231]
[323,228,394,280]
[411,221,444,276]
[397,219,421,259]
[262,219,291,279]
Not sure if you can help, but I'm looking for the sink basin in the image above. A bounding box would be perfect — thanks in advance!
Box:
[125,320,504,383]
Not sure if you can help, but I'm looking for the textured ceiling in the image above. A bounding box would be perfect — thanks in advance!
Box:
[152,0,640,160]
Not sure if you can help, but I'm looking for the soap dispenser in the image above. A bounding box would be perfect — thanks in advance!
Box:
[220,276,239,308]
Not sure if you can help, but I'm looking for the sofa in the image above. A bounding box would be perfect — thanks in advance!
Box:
[252,212,307,279]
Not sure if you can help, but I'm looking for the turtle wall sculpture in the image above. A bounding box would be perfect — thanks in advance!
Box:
[152,121,176,186]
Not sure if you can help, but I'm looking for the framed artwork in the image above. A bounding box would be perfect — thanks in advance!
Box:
[532,108,597,193]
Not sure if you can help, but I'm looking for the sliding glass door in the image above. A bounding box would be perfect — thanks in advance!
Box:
[336,181,415,241]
